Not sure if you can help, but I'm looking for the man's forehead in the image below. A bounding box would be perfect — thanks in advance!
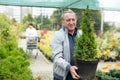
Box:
[65,12,75,16]
[64,12,74,16]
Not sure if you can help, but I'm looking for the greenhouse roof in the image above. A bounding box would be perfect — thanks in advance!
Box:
[0,0,120,11]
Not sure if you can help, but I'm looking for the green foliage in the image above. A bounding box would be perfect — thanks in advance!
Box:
[10,22,25,39]
[0,13,25,43]
[22,13,34,24]
[0,14,33,80]
[72,8,113,33]
[90,10,101,32]
[0,47,7,59]
[95,69,120,79]
[115,45,120,56]
[74,6,98,61]
[0,40,33,80]
[103,22,115,33]
[95,70,103,77]
[22,13,52,30]
[115,27,120,32]
[109,69,120,78]
[50,8,62,27]
[36,15,52,30]
[101,75,119,80]
[0,14,10,42]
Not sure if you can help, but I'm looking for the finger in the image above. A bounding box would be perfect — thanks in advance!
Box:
[73,66,78,70]
[73,71,80,79]
[70,66,80,79]
[72,74,79,79]
[74,67,80,76]
[71,68,80,79]
[70,70,78,79]
[75,74,80,79]
[73,75,80,80]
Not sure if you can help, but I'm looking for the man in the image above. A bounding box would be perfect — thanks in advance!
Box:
[50,10,81,80]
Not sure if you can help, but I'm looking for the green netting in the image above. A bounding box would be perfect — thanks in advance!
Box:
[0,0,120,11]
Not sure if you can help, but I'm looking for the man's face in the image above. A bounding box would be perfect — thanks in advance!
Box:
[62,12,76,32]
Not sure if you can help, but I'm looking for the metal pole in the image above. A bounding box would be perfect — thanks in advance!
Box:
[101,9,104,35]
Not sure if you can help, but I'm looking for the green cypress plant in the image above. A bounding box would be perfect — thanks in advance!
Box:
[74,6,99,61]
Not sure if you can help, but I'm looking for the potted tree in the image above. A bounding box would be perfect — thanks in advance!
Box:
[74,6,100,80]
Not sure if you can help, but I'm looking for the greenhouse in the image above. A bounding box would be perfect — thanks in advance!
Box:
[0,0,120,80]
[0,0,120,11]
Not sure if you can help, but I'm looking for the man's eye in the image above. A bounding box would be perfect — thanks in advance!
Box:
[66,19,75,21]
[66,19,70,21]
[72,19,75,21]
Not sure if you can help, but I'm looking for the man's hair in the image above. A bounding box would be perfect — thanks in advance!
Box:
[61,10,77,20]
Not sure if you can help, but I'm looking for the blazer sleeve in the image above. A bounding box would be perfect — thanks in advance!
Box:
[50,31,71,71]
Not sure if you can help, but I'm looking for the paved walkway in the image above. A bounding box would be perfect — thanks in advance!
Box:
[18,39,53,80]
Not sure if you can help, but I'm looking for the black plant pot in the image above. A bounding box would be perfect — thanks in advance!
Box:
[76,59,99,80]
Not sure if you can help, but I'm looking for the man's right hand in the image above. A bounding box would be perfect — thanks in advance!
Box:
[70,66,80,79]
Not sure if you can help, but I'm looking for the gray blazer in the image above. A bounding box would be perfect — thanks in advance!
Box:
[50,27,82,80]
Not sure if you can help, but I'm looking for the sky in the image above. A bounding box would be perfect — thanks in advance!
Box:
[99,0,120,8]
[99,0,120,23]
[103,11,120,23]
[32,7,55,18]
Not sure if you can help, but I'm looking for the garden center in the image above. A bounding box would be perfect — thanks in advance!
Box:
[0,0,120,80]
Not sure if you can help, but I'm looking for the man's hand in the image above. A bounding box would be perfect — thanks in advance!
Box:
[70,66,80,79]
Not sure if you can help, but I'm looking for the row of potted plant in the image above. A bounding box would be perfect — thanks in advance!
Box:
[95,69,120,80]
[97,30,120,61]
[38,30,53,61]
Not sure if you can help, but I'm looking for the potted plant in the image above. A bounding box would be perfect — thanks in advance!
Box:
[74,6,100,80]
[115,39,120,60]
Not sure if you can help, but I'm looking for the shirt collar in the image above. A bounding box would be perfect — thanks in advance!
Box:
[68,27,78,36]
